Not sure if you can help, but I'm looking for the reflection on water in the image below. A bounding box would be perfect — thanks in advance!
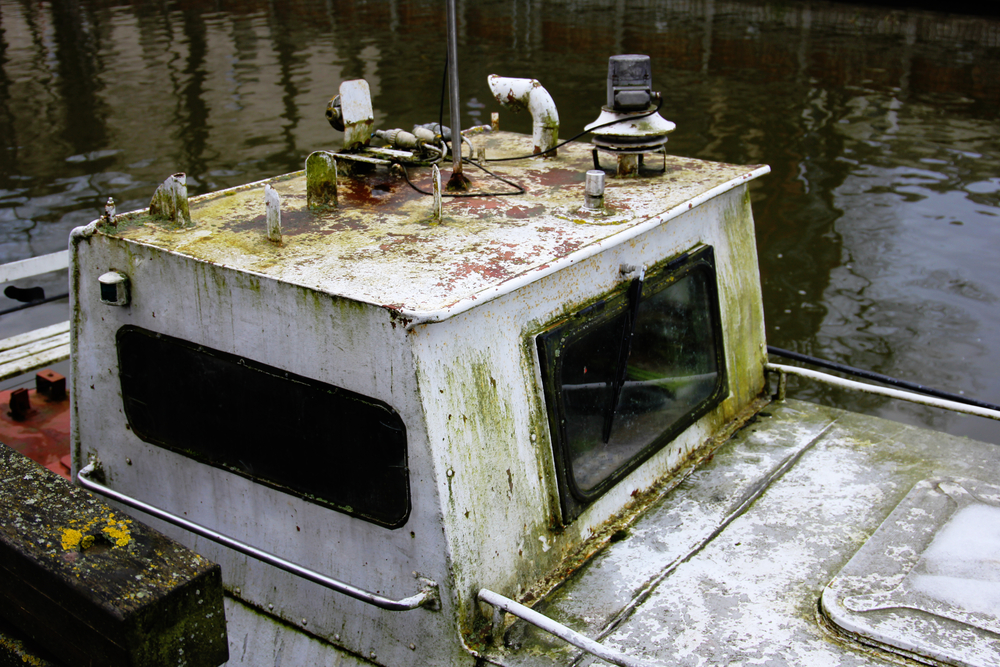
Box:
[0,0,997,442]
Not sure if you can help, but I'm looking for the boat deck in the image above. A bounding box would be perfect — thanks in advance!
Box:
[486,398,1000,667]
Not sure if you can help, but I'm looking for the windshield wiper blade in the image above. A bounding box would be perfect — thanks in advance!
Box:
[601,272,644,443]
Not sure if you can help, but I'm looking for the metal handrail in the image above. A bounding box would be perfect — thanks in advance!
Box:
[77,463,438,611]
[478,588,659,667]
[766,363,1000,421]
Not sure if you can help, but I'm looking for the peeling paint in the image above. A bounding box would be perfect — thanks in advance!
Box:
[91,133,763,321]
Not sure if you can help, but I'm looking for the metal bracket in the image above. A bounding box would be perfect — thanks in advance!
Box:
[339,79,374,151]
[306,151,338,208]
[264,184,281,244]
[77,463,439,612]
[149,173,192,226]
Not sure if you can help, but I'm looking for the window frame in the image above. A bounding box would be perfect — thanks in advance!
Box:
[115,326,411,529]
[536,246,728,523]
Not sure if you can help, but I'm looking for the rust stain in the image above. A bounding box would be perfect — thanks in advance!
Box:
[505,205,545,219]
[526,167,587,188]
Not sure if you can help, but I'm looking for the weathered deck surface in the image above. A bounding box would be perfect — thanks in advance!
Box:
[0,323,70,382]
[486,398,1000,667]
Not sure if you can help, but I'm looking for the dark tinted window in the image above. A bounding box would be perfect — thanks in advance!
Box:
[117,327,409,528]
[538,247,726,522]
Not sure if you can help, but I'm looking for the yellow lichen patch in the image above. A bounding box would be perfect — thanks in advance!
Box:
[61,528,83,551]
[102,517,132,548]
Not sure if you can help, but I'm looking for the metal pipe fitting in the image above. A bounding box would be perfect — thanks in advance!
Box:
[487,75,560,155]
[584,169,606,210]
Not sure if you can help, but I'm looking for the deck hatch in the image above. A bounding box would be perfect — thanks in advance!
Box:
[115,326,410,528]
[822,477,1000,667]
[537,246,727,522]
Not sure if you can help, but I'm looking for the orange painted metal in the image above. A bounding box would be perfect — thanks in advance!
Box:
[0,370,71,479]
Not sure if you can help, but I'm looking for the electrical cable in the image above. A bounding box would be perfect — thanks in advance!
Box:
[767,345,1000,412]
[398,158,525,198]
[0,293,69,317]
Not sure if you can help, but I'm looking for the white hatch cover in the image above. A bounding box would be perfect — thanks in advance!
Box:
[822,477,1000,667]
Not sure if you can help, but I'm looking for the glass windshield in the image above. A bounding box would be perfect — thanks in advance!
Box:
[539,248,726,519]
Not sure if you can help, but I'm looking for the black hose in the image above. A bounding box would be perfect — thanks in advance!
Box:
[767,346,1000,412]
[398,159,525,198]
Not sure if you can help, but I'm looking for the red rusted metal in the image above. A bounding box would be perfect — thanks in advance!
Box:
[0,369,71,479]
[36,369,66,401]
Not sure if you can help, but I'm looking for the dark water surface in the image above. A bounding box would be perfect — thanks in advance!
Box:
[1,0,998,443]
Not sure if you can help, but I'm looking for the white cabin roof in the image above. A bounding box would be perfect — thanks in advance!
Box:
[101,132,766,323]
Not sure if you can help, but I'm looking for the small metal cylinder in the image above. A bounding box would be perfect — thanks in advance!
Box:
[584,170,606,210]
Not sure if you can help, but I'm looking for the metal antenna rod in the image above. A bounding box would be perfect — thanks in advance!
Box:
[445,0,469,188]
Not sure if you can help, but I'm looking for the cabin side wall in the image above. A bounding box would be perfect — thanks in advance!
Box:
[70,230,467,667]
[411,185,767,648]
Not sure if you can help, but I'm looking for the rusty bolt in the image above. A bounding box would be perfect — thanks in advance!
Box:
[9,388,30,421]
[36,369,66,401]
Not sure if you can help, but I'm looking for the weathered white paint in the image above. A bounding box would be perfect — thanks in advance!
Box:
[483,401,1000,667]
[585,107,676,150]
[148,172,191,226]
[264,184,281,244]
[432,164,442,220]
[70,128,769,666]
[340,79,374,151]
[487,76,559,154]
[0,320,70,380]
[824,477,1000,667]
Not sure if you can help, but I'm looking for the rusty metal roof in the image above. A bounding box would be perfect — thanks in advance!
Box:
[99,133,766,323]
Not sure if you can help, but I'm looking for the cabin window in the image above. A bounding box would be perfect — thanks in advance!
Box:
[537,246,727,522]
[116,327,409,528]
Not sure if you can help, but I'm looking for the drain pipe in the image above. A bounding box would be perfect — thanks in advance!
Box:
[487,75,560,155]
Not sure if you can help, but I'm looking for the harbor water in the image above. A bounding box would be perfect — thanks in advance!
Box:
[0,0,997,443]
